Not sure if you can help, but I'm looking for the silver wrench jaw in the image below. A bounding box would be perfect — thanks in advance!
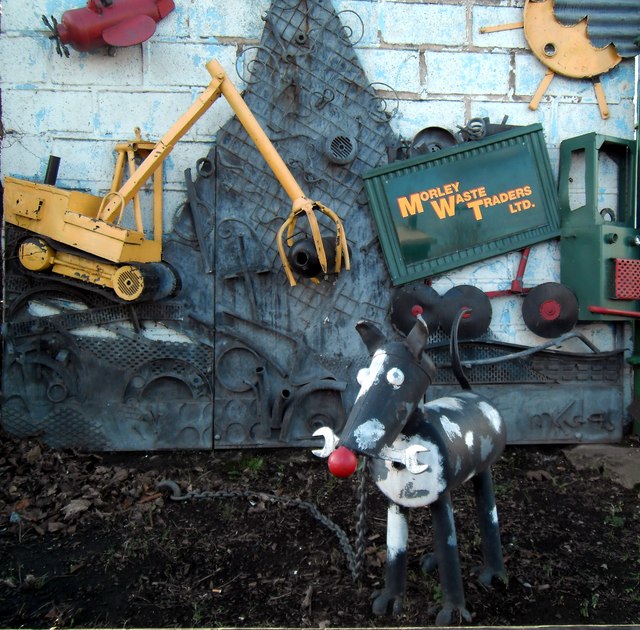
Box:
[312,426,340,458]
[379,444,430,474]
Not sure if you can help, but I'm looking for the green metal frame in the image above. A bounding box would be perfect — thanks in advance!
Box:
[559,133,638,321]
[363,124,561,285]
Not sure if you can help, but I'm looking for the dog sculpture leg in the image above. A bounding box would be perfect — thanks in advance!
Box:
[429,491,471,625]
[472,469,506,585]
[373,502,410,615]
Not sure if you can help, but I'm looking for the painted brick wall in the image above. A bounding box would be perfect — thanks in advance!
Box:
[1,0,637,351]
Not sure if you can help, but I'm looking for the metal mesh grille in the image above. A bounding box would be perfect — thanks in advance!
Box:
[613,258,640,299]
[429,345,552,385]
[75,338,213,372]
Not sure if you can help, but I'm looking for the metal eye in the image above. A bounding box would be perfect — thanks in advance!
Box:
[387,367,404,387]
[357,368,370,386]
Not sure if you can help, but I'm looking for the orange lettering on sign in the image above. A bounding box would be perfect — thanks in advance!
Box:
[466,199,484,220]
[397,193,424,218]
[430,195,456,220]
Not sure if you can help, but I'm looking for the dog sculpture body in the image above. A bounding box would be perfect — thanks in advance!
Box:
[314,315,506,625]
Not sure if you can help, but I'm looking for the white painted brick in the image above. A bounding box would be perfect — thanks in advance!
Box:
[1,133,57,181]
[426,51,511,95]
[94,90,195,139]
[600,60,636,105]
[149,6,179,42]
[3,136,116,188]
[43,139,120,186]
[515,54,635,104]
[3,0,80,31]
[145,42,238,87]
[185,1,272,39]
[333,1,381,47]
[2,88,95,135]
[0,36,49,84]
[44,45,144,87]
[473,6,527,49]
[392,98,466,141]
[556,101,636,142]
[515,54,591,100]
[379,2,466,46]
[354,48,421,93]
[92,87,234,146]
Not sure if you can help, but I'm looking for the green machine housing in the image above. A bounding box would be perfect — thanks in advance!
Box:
[363,124,561,284]
[559,133,639,321]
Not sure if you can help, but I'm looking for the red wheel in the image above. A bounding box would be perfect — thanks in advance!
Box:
[522,282,578,338]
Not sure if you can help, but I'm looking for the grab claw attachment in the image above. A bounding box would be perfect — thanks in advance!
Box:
[277,198,350,287]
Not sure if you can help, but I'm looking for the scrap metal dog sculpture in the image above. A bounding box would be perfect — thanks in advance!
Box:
[313,313,506,625]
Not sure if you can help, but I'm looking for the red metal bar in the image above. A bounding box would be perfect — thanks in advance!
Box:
[588,305,640,318]
[511,246,531,293]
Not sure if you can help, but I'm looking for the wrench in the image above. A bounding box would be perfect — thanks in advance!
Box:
[379,444,430,474]
[312,426,339,458]
[312,427,429,473]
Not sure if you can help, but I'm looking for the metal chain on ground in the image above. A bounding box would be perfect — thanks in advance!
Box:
[158,470,369,582]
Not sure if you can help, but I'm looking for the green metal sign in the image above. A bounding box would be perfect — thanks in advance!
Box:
[363,124,561,284]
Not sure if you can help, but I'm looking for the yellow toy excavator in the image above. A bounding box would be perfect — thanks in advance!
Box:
[3,58,350,301]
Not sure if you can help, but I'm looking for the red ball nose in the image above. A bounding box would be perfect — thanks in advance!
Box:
[328,446,358,478]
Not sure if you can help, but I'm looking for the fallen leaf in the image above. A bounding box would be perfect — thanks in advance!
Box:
[13,498,30,512]
[25,444,42,464]
[61,498,91,520]
[526,470,553,481]
[301,584,313,610]
[111,468,129,483]
[138,492,163,504]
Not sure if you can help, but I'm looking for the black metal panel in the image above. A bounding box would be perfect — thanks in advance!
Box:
[2,219,215,451]
[206,0,397,447]
[427,337,626,443]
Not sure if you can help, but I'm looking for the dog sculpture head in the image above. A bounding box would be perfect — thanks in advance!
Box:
[314,316,436,475]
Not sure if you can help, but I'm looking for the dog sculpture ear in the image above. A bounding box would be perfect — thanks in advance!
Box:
[355,320,386,355]
[405,315,430,361]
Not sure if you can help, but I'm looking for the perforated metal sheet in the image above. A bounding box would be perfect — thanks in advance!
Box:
[613,258,640,299]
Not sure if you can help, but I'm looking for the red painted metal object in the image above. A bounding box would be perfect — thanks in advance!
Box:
[484,246,532,298]
[43,0,175,57]
[589,305,640,319]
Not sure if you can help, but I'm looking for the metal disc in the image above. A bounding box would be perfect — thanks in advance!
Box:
[409,126,458,157]
[440,285,492,338]
[522,282,579,338]
[390,285,441,336]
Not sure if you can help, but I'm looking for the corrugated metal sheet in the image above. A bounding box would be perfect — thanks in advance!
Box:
[554,0,640,58]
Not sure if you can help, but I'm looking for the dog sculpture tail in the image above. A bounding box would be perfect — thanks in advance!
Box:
[450,307,472,391]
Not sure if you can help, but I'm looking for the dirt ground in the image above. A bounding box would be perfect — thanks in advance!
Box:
[1,428,639,628]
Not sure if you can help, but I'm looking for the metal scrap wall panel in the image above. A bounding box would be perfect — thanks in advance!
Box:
[0,0,637,449]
